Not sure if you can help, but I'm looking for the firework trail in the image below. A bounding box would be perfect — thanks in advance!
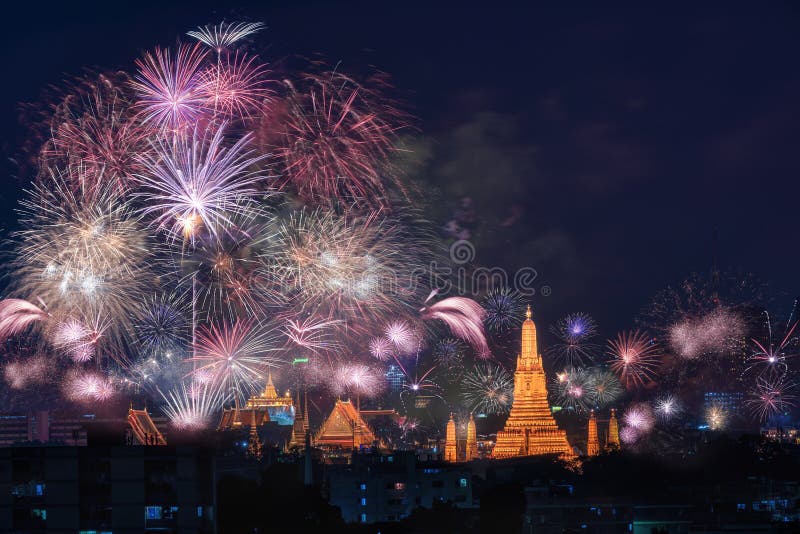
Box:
[420,292,489,357]
[608,330,661,388]
[461,362,514,415]
[0,299,49,341]
[547,312,599,366]
[188,21,265,53]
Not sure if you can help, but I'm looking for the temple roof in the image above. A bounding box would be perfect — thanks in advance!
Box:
[127,407,166,446]
[314,399,378,449]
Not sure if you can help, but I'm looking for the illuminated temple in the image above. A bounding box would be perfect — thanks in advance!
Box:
[217,374,295,430]
[493,306,573,458]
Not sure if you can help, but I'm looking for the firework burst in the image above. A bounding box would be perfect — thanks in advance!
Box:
[275,71,406,210]
[461,362,514,415]
[160,380,228,430]
[187,320,282,400]
[608,330,661,388]
[747,375,796,422]
[547,312,599,366]
[483,287,524,332]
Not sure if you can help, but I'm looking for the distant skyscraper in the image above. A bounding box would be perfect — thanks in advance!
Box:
[703,391,743,417]
[385,364,404,391]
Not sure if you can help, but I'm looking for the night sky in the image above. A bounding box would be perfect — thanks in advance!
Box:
[1,1,798,334]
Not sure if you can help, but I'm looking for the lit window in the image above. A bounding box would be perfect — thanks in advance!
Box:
[360,513,367,523]
[394,482,405,490]
[31,508,46,520]
[361,498,367,506]
[360,483,367,491]
[737,503,746,511]
[459,478,468,488]
[197,505,203,518]
[145,506,162,520]
[35,484,45,496]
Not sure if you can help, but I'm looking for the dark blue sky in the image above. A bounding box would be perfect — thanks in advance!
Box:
[1,1,798,333]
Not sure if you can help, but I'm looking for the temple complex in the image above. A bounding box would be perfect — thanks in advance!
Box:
[218,374,294,431]
[314,399,378,449]
[493,306,573,458]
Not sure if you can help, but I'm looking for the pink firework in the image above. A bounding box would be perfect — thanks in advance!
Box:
[187,320,281,397]
[619,426,640,445]
[275,71,406,209]
[623,403,655,433]
[331,362,384,400]
[608,330,660,388]
[746,316,797,377]
[369,337,393,361]
[747,375,796,422]
[136,123,267,242]
[385,321,417,355]
[132,43,209,131]
[668,307,745,359]
[420,294,490,357]
[3,356,49,390]
[42,73,151,195]
[0,299,48,340]
[65,371,115,403]
[199,52,272,120]
[161,380,227,430]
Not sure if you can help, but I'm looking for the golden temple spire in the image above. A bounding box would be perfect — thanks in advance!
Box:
[493,307,573,459]
[466,413,478,461]
[607,409,620,450]
[587,410,599,456]
[444,413,457,462]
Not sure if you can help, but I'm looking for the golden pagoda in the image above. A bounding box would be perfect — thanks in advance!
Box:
[314,399,377,449]
[493,306,573,458]
[606,408,620,450]
[444,413,457,462]
[586,410,599,456]
[466,413,478,461]
[218,374,294,430]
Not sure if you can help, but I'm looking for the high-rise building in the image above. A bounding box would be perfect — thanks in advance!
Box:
[385,364,405,391]
[493,306,573,458]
